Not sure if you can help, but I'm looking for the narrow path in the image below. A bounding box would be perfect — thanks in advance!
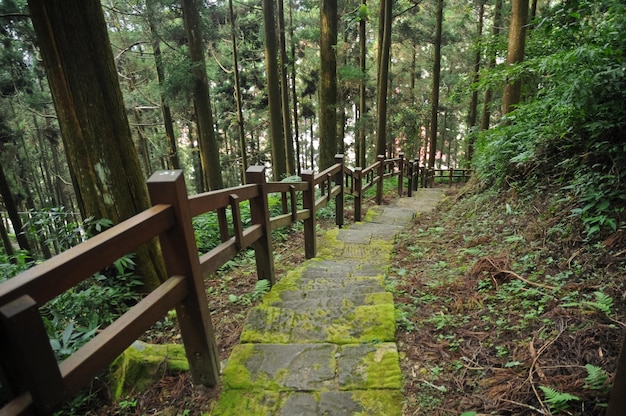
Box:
[211,188,447,415]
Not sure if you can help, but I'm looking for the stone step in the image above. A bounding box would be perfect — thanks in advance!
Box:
[211,389,403,415]
[240,303,396,344]
[270,290,392,310]
[222,342,402,391]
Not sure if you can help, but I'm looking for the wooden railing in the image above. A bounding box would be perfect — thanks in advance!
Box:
[0,153,469,415]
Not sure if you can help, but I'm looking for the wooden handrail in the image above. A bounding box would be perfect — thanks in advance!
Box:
[0,151,468,415]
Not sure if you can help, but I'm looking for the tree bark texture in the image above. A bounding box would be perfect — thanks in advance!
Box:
[319,0,338,169]
[502,0,529,115]
[228,0,248,184]
[182,0,223,190]
[375,0,392,158]
[428,0,443,168]
[357,0,367,167]
[480,0,503,131]
[263,0,287,179]
[466,0,485,164]
[27,0,166,289]
[277,0,295,175]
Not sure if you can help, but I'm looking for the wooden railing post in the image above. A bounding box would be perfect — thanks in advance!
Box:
[407,159,414,197]
[0,295,63,414]
[354,167,363,222]
[414,161,419,191]
[335,154,344,228]
[246,166,276,286]
[302,169,316,258]
[449,167,453,187]
[147,170,219,387]
[376,155,385,205]
[398,152,404,197]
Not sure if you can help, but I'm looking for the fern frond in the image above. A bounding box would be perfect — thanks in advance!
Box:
[539,385,580,413]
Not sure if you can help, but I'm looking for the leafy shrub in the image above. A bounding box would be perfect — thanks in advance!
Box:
[473,0,626,238]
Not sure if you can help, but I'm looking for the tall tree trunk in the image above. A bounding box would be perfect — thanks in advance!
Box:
[428,0,443,169]
[375,0,392,158]
[466,1,485,165]
[263,0,287,179]
[289,0,301,175]
[27,0,166,289]
[357,0,367,167]
[502,0,529,115]
[319,0,338,169]
[480,0,502,131]
[0,162,31,253]
[147,6,180,170]
[0,211,14,257]
[277,0,295,175]
[228,0,248,184]
[182,0,223,190]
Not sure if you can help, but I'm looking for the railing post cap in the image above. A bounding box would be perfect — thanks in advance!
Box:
[246,165,265,174]
[147,170,183,183]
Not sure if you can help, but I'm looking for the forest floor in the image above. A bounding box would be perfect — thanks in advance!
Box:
[87,182,624,416]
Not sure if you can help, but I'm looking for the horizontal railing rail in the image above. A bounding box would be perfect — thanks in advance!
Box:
[0,151,466,415]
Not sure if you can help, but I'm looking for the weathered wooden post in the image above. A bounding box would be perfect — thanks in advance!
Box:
[449,167,453,187]
[302,169,316,258]
[246,166,276,285]
[407,159,414,197]
[376,155,385,205]
[147,170,219,387]
[413,161,419,192]
[335,154,344,228]
[0,295,63,414]
[397,152,404,197]
[354,167,363,222]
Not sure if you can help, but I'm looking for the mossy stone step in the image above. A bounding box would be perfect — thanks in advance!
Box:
[211,389,403,415]
[269,290,393,310]
[347,222,404,240]
[240,303,396,344]
[222,342,402,391]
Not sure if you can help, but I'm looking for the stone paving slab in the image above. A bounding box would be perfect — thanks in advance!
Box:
[211,189,447,415]
[211,390,404,416]
[222,342,401,391]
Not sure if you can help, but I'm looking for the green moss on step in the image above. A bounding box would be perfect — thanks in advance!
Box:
[364,292,394,305]
[108,342,188,401]
[353,390,403,416]
[210,390,281,415]
[351,303,396,342]
[221,344,255,389]
[362,343,403,389]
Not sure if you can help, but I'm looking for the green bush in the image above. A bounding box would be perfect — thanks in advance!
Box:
[473,0,626,238]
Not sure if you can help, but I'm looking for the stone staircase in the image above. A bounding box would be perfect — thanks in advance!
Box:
[211,189,446,415]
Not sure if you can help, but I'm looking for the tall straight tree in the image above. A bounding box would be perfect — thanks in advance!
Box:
[428,0,444,168]
[147,0,180,170]
[480,0,503,130]
[277,0,295,175]
[27,0,165,289]
[357,0,368,167]
[466,0,486,164]
[375,0,392,158]
[318,0,338,169]
[182,0,223,190]
[502,0,529,114]
[263,0,287,179]
[228,0,248,183]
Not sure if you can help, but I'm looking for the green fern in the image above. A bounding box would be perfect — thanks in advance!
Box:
[249,279,271,302]
[584,291,614,315]
[584,364,609,391]
[539,385,580,414]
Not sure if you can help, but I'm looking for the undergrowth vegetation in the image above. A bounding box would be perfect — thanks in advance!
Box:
[475,0,626,240]
[392,185,624,415]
